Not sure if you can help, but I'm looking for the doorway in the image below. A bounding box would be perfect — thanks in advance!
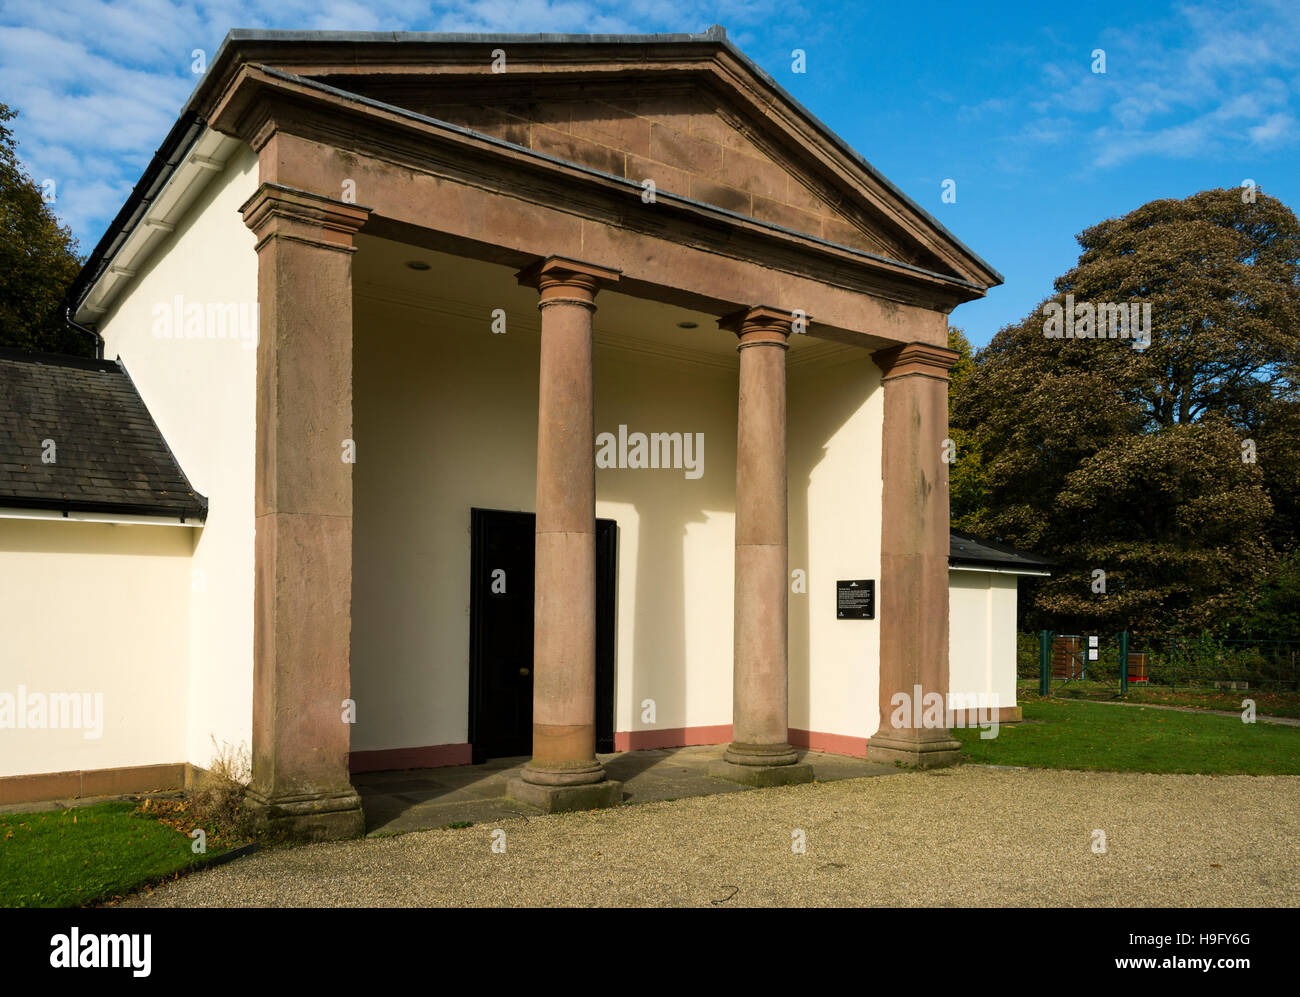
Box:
[468,508,616,762]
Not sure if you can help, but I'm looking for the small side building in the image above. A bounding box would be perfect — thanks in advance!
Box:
[948,530,1052,725]
[0,349,206,801]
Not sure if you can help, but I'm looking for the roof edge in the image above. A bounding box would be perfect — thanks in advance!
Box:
[0,496,207,523]
[0,346,120,372]
[65,25,1002,318]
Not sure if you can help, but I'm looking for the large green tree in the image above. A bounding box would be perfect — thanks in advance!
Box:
[953,188,1300,637]
[946,324,986,530]
[0,102,86,355]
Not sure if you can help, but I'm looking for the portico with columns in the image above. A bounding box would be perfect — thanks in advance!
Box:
[184,28,1002,835]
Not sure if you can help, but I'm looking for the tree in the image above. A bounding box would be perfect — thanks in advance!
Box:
[1241,551,1300,639]
[946,325,985,531]
[952,188,1300,637]
[0,102,86,355]
[1035,415,1273,635]
[1058,188,1300,433]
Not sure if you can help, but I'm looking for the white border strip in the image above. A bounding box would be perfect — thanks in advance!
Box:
[0,507,201,528]
[75,128,240,324]
[949,564,1051,577]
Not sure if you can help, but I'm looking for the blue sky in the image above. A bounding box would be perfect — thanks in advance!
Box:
[2,0,1297,347]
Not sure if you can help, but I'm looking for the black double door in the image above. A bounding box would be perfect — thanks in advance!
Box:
[469,508,616,763]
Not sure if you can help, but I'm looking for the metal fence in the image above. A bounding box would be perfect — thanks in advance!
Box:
[1022,631,1300,696]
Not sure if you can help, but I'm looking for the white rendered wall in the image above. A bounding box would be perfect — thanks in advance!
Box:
[350,290,741,752]
[0,520,190,777]
[595,349,738,739]
[948,570,1020,712]
[95,141,259,770]
[352,284,890,755]
[789,353,883,743]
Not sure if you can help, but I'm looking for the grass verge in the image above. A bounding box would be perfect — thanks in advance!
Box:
[0,799,235,908]
[953,698,1300,774]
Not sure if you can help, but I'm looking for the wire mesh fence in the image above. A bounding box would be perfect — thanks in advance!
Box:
[1020,631,1300,697]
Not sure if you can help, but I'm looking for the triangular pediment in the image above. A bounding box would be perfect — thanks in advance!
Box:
[329,77,950,271]
[206,30,1000,289]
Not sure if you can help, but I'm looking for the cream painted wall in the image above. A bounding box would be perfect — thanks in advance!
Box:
[595,351,738,736]
[789,353,883,740]
[948,570,1020,712]
[0,520,191,777]
[350,290,743,751]
[351,292,539,752]
[351,285,893,754]
[96,141,259,769]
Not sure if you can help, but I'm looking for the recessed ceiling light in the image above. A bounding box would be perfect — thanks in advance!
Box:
[405,260,431,271]
[676,321,699,329]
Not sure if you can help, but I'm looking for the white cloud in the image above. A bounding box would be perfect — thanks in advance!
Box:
[0,0,741,247]
[1029,0,1300,169]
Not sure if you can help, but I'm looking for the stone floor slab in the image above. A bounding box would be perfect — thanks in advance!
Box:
[353,745,898,835]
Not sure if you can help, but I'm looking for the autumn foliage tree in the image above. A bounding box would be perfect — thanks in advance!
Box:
[0,102,85,355]
[952,188,1300,637]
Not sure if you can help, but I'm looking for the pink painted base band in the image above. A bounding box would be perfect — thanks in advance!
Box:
[613,725,733,751]
[615,724,868,758]
[789,727,868,758]
[350,725,873,775]
[349,742,472,773]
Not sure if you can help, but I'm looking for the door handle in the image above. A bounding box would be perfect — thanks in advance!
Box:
[519,667,531,676]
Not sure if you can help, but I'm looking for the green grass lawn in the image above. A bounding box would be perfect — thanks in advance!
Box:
[0,800,228,907]
[953,698,1300,774]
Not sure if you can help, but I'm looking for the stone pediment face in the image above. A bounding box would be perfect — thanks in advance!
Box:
[326,77,954,277]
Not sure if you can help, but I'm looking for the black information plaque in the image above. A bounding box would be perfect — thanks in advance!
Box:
[836,579,875,619]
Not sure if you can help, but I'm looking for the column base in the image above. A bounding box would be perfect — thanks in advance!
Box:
[245,786,366,840]
[709,759,815,787]
[867,734,963,768]
[506,777,623,813]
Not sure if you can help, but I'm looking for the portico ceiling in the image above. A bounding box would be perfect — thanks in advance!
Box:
[354,236,860,372]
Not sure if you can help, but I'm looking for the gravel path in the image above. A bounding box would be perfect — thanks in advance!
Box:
[121,767,1300,907]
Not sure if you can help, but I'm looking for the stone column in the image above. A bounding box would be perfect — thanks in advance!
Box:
[507,256,623,813]
[869,341,962,767]
[712,306,813,787]
[240,183,370,838]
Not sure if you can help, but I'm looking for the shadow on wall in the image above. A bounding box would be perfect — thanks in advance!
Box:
[592,348,731,755]
[788,351,881,744]
[348,247,882,759]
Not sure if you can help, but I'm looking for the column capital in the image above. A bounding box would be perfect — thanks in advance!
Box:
[240,183,371,254]
[516,256,621,307]
[872,341,960,381]
[718,305,807,349]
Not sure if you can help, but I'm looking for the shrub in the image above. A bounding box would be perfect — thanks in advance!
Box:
[187,736,252,840]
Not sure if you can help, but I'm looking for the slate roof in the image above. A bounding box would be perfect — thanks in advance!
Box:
[950,529,1052,574]
[0,349,206,521]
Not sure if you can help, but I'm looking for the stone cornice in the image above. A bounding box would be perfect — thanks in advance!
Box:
[240,182,371,253]
[871,341,960,381]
